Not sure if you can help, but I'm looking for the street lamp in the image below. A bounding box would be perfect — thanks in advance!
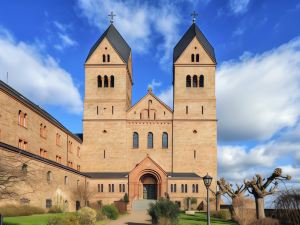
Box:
[203,173,213,225]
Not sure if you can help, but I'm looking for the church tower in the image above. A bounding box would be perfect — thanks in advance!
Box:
[82,23,133,171]
[172,21,217,179]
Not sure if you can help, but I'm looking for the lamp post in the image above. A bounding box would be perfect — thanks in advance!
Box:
[203,173,213,225]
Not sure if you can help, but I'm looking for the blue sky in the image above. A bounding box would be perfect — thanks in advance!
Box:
[0,0,300,189]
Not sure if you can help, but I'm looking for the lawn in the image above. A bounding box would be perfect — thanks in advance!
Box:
[179,212,238,225]
[3,213,108,225]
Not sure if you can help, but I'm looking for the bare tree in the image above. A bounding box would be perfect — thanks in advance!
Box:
[217,178,247,216]
[0,152,36,200]
[245,168,291,219]
[274,189,300,225]
[72,183,97,207]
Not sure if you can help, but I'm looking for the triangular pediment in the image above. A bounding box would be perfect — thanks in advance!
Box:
[127,90,173,120]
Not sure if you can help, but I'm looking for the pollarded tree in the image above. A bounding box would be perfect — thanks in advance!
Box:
[217,178,247,216]
[244,168,291,219]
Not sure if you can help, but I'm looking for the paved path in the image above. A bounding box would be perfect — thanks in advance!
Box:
[107,211,152,225]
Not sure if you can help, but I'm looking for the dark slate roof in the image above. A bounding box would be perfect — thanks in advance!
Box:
[167,172,201,179]
[0,81,82,143]
[75,133,83,142]
[85,172,129,179]
[173,23,216,63]
[0,142,85,176]
[85,24,131,64]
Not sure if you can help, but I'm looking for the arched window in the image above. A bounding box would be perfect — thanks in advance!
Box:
[47,171,52,184]
[104,75,108,88]
[133,132,139,148]
[186,75,191,87]
[24,114,27,128]
[107,54,110,62]
[193,75,198,87]
[97,75,102,88]
[191,54,195,62]
[199,75,204,87]
[122,184,125,192]
[185,184,188,193]
[162,132,168,149]
[181,184,184,193]
[110,75,114,88]
[196,54,199,62]
[21,164,28,175]
[192,184,195,193]
[196,184,199,193]
[147,132,153,149]
[102,54,106,62]
[64,176,68,185]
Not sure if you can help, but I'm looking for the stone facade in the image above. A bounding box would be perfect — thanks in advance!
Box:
[0,22,217,210]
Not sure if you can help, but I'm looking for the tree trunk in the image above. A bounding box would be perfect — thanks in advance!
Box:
[255,197,265,219]
[216,194,221,211]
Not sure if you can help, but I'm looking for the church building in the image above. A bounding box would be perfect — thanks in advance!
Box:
[0,19,217,211]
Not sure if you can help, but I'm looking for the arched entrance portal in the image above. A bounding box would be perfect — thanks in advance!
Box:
[140,174,158,200]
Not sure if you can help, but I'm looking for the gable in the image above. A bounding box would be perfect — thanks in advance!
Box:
[173,23,216,64]
[85,37,125,64]
[127,91,173,120]
[175,37,215,64]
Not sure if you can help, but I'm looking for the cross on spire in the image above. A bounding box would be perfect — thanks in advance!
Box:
[108,11,116,24]
[191,11,198,23]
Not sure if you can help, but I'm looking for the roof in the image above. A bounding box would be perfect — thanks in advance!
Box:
[173,23,216,63]
[85,172,129,179]
[85,24,131,64]
[167,172,201,179]
[0,142,85,176]
[0,81,82,143]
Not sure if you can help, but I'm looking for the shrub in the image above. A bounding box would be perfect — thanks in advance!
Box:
[123,193,129,203]
[47,214,80,225]
[96,210,107,221]
[212,210,231,220]
[101,205,119,220]
[78,207,96,225]
[250,218,280,225]
[0,205,45,217]
[148,198,179,225]
[48,205,63,213]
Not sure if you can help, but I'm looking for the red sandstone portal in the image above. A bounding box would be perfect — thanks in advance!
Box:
[128,155,168,203]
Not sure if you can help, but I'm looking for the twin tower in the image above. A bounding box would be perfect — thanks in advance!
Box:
[82,22,217,181]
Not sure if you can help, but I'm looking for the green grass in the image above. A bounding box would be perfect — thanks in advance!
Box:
[179,212,238,225]
[3,213,109,225]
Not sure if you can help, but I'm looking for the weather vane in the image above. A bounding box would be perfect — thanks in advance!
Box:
[191,11,198,23]
[108,11,116,24]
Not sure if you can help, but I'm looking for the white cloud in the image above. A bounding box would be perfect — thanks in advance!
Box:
[0,27,82,114]
[54,33,77,51]
[158,86,173,108]
[147,79,162,92]
[77,0,182,65]
[217,37,300,141]
[233,26,245,36]
[53,21,67,32]
[229,0,251,14]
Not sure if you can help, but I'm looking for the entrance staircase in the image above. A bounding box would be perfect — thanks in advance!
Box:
[132,199,156,211]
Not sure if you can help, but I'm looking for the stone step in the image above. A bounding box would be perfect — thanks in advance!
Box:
[132,199,157,211]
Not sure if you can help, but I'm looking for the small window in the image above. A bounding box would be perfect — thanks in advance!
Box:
[122,184,125,192]
[192,184,195,193]
[103,150,106,159]
[186,75,191,87]
[102,54,106,62]
[193,75,197,87]
[64,176,68,185]
[199,75,204,88]
[196,54,199,62]
[46,199,52,208]
[97,75,102,88]
[196,184,199,193]
[110,75,114,87]
[21,164,28,175]
[181,184,184,193]
[133,132,139,149]
[112,184,114,192]
[194,150,196,159]
[107,54,110,62]
[47,171,52,184]
[162,132,168,149]
[171,184,173,192]
[174,184,177,193]
[104,76,108,88]
[186,106,188,115]
[202,106,204,115]
[191,54,195,62]
[147,132,153,149]
[185,184,188,193]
